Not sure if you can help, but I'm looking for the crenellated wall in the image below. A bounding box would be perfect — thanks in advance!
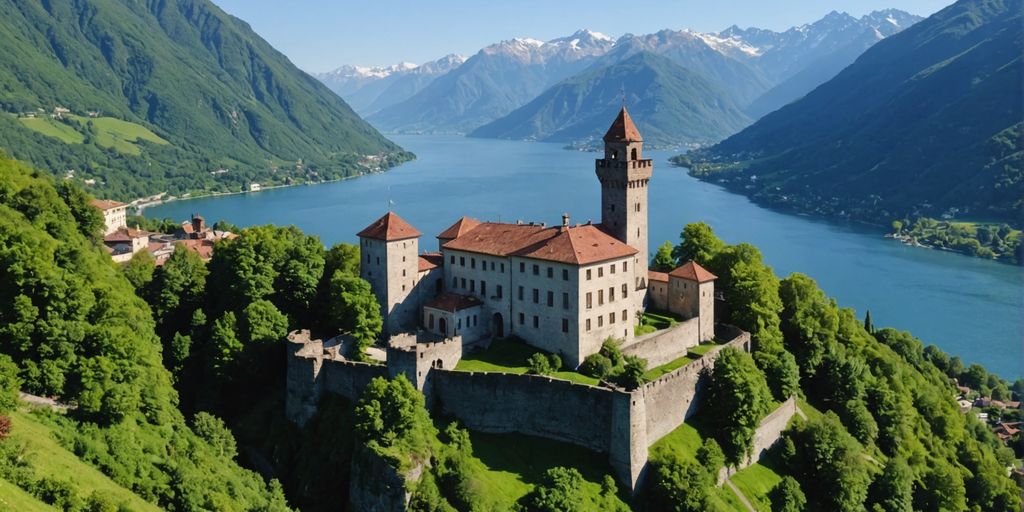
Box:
[621,317,700,368]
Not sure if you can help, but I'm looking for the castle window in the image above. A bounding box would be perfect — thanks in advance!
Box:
[450,255,455,264]
[471,258,476,269]
[429,314,434,329]
[598,289,604,306]
[622,310,628,322]
[562,319,569,333]
[519,313,525,325]
[533,264,539,276]
[610,312,616,324]
[458,318,462,329]
[520,262,526,273]
[461,278,466,288]
[586,319,591,331]
[623,262,628,272]
[496,285,503,299]
[481,281,487,296]
[402,284,406,291]
[532,288,539,304]
[622,283,628,298]
[533,316,539,328]
[453,277,458,288]
[460,256,465,266]
[610,264,616,274]
[586,269,592,280]
[547,267,553,278]
[586,292,592,309]
[402,269,406,277]
[631,147,637,160]
[598,315,604,327]
[473,315,478,327]
[562,269,569,281]
[518,287,524,300]
[562,292,569,310]
[598,267,604,278]
[490,261,495,271]
[403,256,406,262]
[609,287,615,302]
[501,263,505,273]
[636,202,641,212]
[611,204,615,212]
[366,254,371,263]
[470,280,475,292]
[376,257,380,265]
[547,291,554,307]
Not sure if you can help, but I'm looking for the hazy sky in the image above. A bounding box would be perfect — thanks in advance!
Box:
[210,0,953,72]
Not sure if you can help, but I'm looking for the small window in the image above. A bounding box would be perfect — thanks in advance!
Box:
[452,277,458,288]
[460,257,465,266]
[481,281,487,296]
[610,264,616,274]
[586,319,592,331]
[562,292,569,310]
[532,288,539,304]
[376,257,380,265]
[622,310,628,322]
[586,269,592,280]
[518,286,524,300]
[598,267,604,278]
[623,262,628,272]
[598,315,604,327]
[460,278,466,289]
[622,283,628,299]
[562,319,569,333]
[366,254,371,263]
[496,285,503,298]
[586,292,593,309]
[501,263,506,273]
[562,269,569,281]
[519,313,525,325]
[610,312,616,324]
[547,267,553,278]
[450,255,455,264]
[470,280,475,293]
[520,262,526,273]
[429,314,435,329]
[402,269,406,277]
[533,316,539,328]
[547,291,554,307]
[533,264,540,276]
[598,289,604,306]
[471,258,476,269]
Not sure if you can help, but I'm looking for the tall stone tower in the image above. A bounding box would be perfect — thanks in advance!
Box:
[596,107,652,299]
[357,212,421,335]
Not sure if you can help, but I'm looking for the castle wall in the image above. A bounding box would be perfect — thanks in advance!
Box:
[647,279,669,311]
[718,397,798,483]
[432,370,616,454]
[699,281,715,342]
[387,334,463,397]
[621,317,700,369]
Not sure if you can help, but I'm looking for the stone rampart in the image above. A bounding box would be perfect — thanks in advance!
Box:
[622,317,700,368]
[719,396,798,482]
[432,370,616,453]
[387,333,463,397]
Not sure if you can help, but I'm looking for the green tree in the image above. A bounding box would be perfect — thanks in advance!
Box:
[779,273,839,375]
[580,353,613,380]
[869,456,913,512]
[918,458,967,512]
[0,355,20,414]
[325,271,383,354]
[646,458,714,512]
[707,348,772,464]
[324,242,360,278]
[354,375,434,460]
[715,244,784,351]
[210,312,242,377]
[241,299,288,345]
[617,355,647,390]
[754,348,800,401]
[192,412,238,459]
[696,438,725,473]
[652,241,677,272]
[518,467,585,512]
[863,310,874,333]
[527,353,553,375]
[891,220,903,234]
[786,413,871,511]
[149,244,208,333]
[841,399,878,446]
[121,250,155,291]
[674,222,725,265]
[769,476,806,512]
[57,181,104,242]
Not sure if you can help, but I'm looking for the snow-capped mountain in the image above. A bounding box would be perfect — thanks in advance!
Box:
[315,54,465,115]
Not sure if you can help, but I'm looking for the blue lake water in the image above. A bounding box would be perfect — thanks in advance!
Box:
[148,135,1024,379]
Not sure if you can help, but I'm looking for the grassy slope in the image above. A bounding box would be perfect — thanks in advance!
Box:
[455,340,599,386]
[0,478,55,512]
[19,115,169,156]
[2,409,161,511]
[17,117,84,144]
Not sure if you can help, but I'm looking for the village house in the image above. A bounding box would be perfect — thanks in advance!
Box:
[90,199,128,235]
[357,108,717,367]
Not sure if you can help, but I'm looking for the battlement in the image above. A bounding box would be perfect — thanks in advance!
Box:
[595,158,653,170]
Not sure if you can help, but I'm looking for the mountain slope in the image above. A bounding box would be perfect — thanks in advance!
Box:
[469,52,751,147]
[368,30,615,133]
[684,0,1023,223]
[316,55,465,116]
[0,0,407,200]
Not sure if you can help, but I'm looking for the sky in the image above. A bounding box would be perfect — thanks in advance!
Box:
[210,0,953,73]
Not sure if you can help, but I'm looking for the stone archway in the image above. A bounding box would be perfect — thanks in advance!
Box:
[439,317,448,336]
[492,313,504,338]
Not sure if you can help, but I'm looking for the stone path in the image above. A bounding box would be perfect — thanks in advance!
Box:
[18,392,73,411]
[725,479,757,512]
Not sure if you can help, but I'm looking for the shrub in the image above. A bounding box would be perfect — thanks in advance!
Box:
[517,467,585,512]
[33,476,82,510]
[527,353,553,376]
[0,416,10,439]
[580,354,613,379]
[769,476,806,512]
[193,412,238,460]
[547,354,562,372]
[696,438,725,473]
[600,338,625,367]
[616,355,647,390]
[0,355,21,414]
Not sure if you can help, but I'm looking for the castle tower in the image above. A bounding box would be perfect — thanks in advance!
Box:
[596,107,652,299]
[357,212,422,335]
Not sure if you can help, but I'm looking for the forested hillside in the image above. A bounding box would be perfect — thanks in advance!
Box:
[0,0,409,201]
[681,0,1023,225]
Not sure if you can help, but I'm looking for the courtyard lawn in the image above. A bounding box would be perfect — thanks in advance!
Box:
[639,310,681,331]
[642,353,697,381]
[687,340,723,357]
[455,339,599,386]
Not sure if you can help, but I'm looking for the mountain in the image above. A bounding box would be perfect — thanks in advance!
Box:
[0,0,407,201]
[735,9,924,117]
[469,52,751,147]
[683,0,1023,224]
[368,30,616,133]
[315,54,465,115]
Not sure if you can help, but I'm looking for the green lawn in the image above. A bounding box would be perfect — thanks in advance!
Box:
[455,340,599,386]
[74,115,168,155]
[649,417,706,464]
[0,478,55,511]
[639,310,681,331]
[5,410,160,511]
[688,341,722,357]
[642,353,697,381]
[466,430,629,510]
[729,463,784,511]
[18,117,85,144]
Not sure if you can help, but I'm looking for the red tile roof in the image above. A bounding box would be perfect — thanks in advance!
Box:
[357,212,421,241]
[177,239,215,260]
[669,261,717,282]
[603,107,642,143]
[648,270,669,283]
[103,227,150,243]
[418,252,444,272]
[89,199,127,211]
[442,222,636,266]
[424,292,482,313]
[438,216,481,240]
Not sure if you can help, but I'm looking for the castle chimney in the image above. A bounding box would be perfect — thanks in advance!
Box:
[562,213,570,227]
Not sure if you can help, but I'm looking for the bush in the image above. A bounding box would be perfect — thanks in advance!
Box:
[85,489,123,512]
[769,476,806,512]
[0,355,20,414]
[517,467,585,512]
[600,338,625,368]
[33,476,82,510]
[193,412,238,460]
[646,458,714,512]
[696,438,725,473]
[547,354,562,372]
[616,355,647,390]
[527,353,553,376]
[580,354,613,379]
[0,416,10,439]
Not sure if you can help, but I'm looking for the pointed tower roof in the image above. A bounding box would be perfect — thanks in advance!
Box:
[357,212,421,241]
[603,107,643,143]
[437,216,481,241]
[669,261,718,283]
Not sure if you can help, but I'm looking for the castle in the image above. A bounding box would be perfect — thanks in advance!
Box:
[286,110,796,501]
[357,107,715,367]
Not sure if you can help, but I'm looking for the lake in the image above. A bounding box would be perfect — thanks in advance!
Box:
[148,135,1024,379]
